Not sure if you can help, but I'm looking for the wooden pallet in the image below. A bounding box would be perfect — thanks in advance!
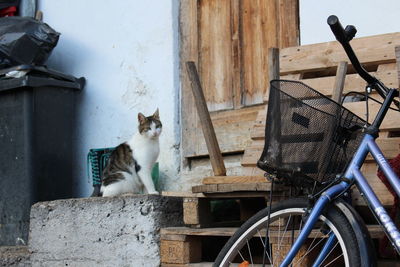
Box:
[173,177,294,228]
[160,225,386,266]
[239,36,400,207]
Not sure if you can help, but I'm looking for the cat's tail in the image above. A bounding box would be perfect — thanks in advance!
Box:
[90,185,103,197]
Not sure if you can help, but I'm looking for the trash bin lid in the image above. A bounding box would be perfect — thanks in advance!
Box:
[0,65,85,92]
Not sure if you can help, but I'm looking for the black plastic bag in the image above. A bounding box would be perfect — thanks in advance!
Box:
[0,16,59,68]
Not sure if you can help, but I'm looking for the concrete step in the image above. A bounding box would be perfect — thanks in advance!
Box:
[29,194,183,267]
[0,246,30,267]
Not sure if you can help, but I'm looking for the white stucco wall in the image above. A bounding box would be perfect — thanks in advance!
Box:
[300,0,400,45]
[37,0,181,197]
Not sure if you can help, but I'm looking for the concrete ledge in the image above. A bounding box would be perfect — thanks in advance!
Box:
[0,246,30,267]
[29,195,183,267]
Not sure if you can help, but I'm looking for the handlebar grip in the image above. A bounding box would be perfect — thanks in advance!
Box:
[327,15,348,44]
[345,25,357,41]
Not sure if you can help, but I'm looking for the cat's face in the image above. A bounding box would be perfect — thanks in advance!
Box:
[138,109,162,139]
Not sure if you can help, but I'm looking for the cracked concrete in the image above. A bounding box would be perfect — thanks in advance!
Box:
[29,195,182,266]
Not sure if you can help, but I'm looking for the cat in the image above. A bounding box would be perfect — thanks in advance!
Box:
[98,109,162,197]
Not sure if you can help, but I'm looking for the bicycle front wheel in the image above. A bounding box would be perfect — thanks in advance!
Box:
[214,198,363,267]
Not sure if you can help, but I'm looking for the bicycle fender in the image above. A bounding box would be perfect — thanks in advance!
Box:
[334,199,377,267]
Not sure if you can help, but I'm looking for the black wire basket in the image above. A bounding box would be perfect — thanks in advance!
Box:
[257,80,368,186]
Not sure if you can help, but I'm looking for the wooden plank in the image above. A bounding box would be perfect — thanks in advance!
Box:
[264,63,398,102]
[210,182,270,193]
[161,234,188,242]
[332,61,348,103]
[198,0,234,112]
[344,101,400,130]
[161,225,384,239]
[396,46,400,87]
[241,138,400,167]
[202,176,266,185]
[192,182,271,194]
[365,138,400,161]
[249,107,267,140]
[376,63,399,89]
[268,47,280,81]
[180,0,199,158]
[277,0,300,48]
[188,105,263,157]
[186,62,226,176]
[264,47,280,101]
[161,191,205,198]
[241,0,278,106]
[280,32,400,75]
[241,139,266,167]
[251,89,400,142]
[231,0,242,109]
[161,227,237,237]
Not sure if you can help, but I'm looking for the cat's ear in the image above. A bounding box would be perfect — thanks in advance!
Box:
[138,113,147,124]
[153,108,160,120]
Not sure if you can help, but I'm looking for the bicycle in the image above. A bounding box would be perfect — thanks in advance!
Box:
[213,15,400,267]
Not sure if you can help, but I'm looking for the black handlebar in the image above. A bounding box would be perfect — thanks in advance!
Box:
[327,15,348,44]
[328,15,380,85]
[327,15,391,99]
[327,15,400,112]
[328,15,400,128]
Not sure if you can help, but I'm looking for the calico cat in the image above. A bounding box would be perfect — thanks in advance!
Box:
[98,109,162,197]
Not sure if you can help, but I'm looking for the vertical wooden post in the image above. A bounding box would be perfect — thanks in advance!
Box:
[395,46,400,90]
[264,48,280,103]
[268,47,280,81]
[186,61,227,176]
[332,61,348,103]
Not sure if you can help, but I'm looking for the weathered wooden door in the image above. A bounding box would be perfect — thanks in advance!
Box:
[181,0,299,158]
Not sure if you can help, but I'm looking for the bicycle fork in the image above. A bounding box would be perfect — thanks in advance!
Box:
[279,181,349,267]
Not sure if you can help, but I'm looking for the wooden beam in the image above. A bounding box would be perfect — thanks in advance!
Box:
[280,33,400,74]
[180,0,199,158]
[332,61,348,103]
[186,62,226,176]
[192,182,272,194]
[241,137,400,167]
[187,104,262,158]
[396,46,400,88]
[202,176,266,185]
[161,225,384,239]
[268,47,280,81]
[264,47,280,102]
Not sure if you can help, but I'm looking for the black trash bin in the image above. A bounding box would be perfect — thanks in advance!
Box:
[0,65,85,245]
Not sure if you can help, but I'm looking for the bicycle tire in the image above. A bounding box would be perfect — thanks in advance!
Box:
[214,198,368,267]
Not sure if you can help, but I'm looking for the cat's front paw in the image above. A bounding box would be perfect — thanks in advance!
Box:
[147,191,159,195]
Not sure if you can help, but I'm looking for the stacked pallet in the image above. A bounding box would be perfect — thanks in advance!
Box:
[243,33,400,207]
[161,33,400,266]
[160,191,288,266]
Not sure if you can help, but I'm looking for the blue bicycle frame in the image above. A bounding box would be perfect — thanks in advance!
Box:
[279,87,400,266]
[274,15,400,267]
